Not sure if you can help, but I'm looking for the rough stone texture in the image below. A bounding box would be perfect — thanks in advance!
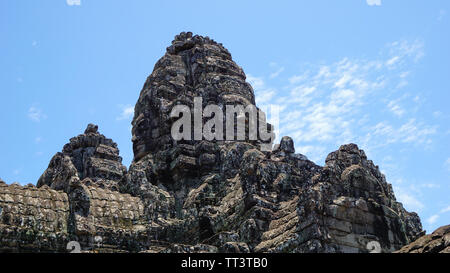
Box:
[268,144,424,253]
[0,32,429,253]
[0,182,70,252]
[37,124,127,192]
[0,177,148,253]
[0,126,147,252]
[68,179,148,251]
[131,31,273,163]
[396,225,450,253]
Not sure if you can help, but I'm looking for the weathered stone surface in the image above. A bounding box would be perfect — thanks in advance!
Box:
[0,32,430,253]
[67,179,148,252]
[0,183,70,252]
[37,124,127,192]
[396,225,450,253]
[282,144,424,253]
[131,31,272,163]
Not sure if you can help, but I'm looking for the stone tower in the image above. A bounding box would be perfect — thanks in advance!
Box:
[0,32,423,253]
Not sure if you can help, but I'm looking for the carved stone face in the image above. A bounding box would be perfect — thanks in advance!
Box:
[131,32,265,164]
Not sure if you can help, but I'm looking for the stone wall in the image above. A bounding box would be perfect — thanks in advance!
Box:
[69,180,147,251]
[0,179,148,253]
[0,182,69,252]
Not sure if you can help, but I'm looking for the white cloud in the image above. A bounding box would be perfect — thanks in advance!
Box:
[289,74,308,85]
[274,58,378,147]
[387,40,424,65]
[295,145,327,163]
[269,67,285,79]
[422,205,450,230]
[247,75,265,90]
[35,137,42,143]
[387,100,405,117]
[386,56,400,67]
[432,111,442,118]
[28,106,47,122]
[255,89,276,105]
[395,188,424,212]
[366,0,381,6]
[445,158,450,171]
[426,214,439,225]
[420,183,440,189]
[247,75,281,109]
[440,206,450,214]
[66,0,81,6]
[117,105,134,121]
[248,38,434,167]
[368,119,436,147]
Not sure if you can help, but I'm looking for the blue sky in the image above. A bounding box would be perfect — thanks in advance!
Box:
[1,0,449,233]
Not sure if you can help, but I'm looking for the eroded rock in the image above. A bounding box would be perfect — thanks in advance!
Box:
[396,225,450,253]
[0,32,427,253]
[37,124,127,192]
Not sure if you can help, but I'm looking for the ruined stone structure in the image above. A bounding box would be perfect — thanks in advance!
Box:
[37,123,127,192]
[396,225,450,253]
[0,32,429,253]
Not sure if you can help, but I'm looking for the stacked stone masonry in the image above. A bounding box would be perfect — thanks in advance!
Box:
[0,32,433,253]
[396,225,450,253]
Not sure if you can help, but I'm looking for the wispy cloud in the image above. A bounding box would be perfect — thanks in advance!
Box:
[387,100,405,117]
[432,111,442,118]
[274,57,383,148]
[28,106,47,122]
[117,105,134,121]
[368,119,436,146]
[420,183,440,189]
[387,39,424,66]
[422,205,450,231]
[269,64,285,79]
[445,158,450,171]
[249,39,435,165]
[247,75,265,90]
[395,187,425,212]
[247,39,442,219]
[66,0,81,6]
[248,74,278,106]
[366,0,381,6]
[440,206,450,214]
[426,214,439,225]
[295,145,327,163]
